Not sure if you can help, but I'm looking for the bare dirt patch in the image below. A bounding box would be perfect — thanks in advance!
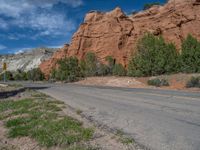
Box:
[75,76,146,88]
[0,120,41,150]
[74,74,200,92]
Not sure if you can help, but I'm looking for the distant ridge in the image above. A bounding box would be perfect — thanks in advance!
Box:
[0,47,57,72]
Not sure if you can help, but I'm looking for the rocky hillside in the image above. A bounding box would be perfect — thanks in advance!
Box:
[0,48,57,72]
[40,0,200,77]
[39,44,69,76]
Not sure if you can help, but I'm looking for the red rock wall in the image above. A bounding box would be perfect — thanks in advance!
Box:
[40,44,69,78]
[40,0,200,78]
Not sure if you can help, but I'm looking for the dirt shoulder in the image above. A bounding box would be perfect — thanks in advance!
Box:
[74,73,200,92]
[0,84,23,92]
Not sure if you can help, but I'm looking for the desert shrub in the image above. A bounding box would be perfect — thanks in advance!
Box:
[13,73,21,81]
[20,72,28,80]
[186,76,200,88]
[97,63,110,76]
[50,69,56,79]
[113,64,127,76]
[84,52,98,76]
[79,60,87,77]
[105,56,115,75]
[53,53,115,81]
[0,71,14,81]
[0,69,43,81]
[105,56,126,76]
[148,78,169,87]
[143,2,161,10]
[6,71,14,80]
[27,68,45,81]
[180,34,200,73]
[128,33,179,77]
[13,70,28,81]
[55,57,81,82]
[80,54,125,77]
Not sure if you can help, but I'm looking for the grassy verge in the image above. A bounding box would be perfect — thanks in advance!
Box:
[116,129,134,145]
[0,92,94,149]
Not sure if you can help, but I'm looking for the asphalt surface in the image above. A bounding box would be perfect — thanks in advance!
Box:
[23,83,200,150]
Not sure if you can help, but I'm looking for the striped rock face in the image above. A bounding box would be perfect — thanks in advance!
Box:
[0,48,56,73]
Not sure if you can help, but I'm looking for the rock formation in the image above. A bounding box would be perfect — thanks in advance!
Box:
[39,44,69,77]
[0,48,56,72]
[40,0,200,78]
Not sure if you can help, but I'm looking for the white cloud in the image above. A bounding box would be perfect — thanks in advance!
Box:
[62,0,83,7]
[14,47,33,54]
[28,0,83,8]
[0,44,6,50]
[0,0,81,37]
[0,0,34,18]
[13,12,75,36]
[15,50,24,54]
[0,18,8,29]
[48,45,63,48]
[0,0,83,17]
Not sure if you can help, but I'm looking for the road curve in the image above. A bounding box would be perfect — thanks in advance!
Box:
[25,83,200,150]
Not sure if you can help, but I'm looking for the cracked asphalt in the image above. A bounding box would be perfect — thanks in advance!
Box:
[24,83,200,150]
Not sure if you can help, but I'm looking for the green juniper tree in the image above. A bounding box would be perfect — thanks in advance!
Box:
[180,34,200,73]
[27,68,45,81]
[113,64,127,76]
[55,57,81,82]
[84,52,98,76]
[105,56,115,75]
[128,33,179,77]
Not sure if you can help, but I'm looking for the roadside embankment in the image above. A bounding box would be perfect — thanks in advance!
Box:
[74,73,200,92]
[0,84,25,99]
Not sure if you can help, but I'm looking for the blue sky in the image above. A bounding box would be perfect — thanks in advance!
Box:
[0,0,166,54]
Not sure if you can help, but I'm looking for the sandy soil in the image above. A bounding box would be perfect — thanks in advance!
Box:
[74,73,200,92]
[75,76,146,88]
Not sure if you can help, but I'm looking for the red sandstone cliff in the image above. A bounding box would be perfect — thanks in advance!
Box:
[40,0,200,78]
[39,44,69,77]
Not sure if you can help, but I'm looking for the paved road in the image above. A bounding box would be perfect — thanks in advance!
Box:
[24,83,200,150]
